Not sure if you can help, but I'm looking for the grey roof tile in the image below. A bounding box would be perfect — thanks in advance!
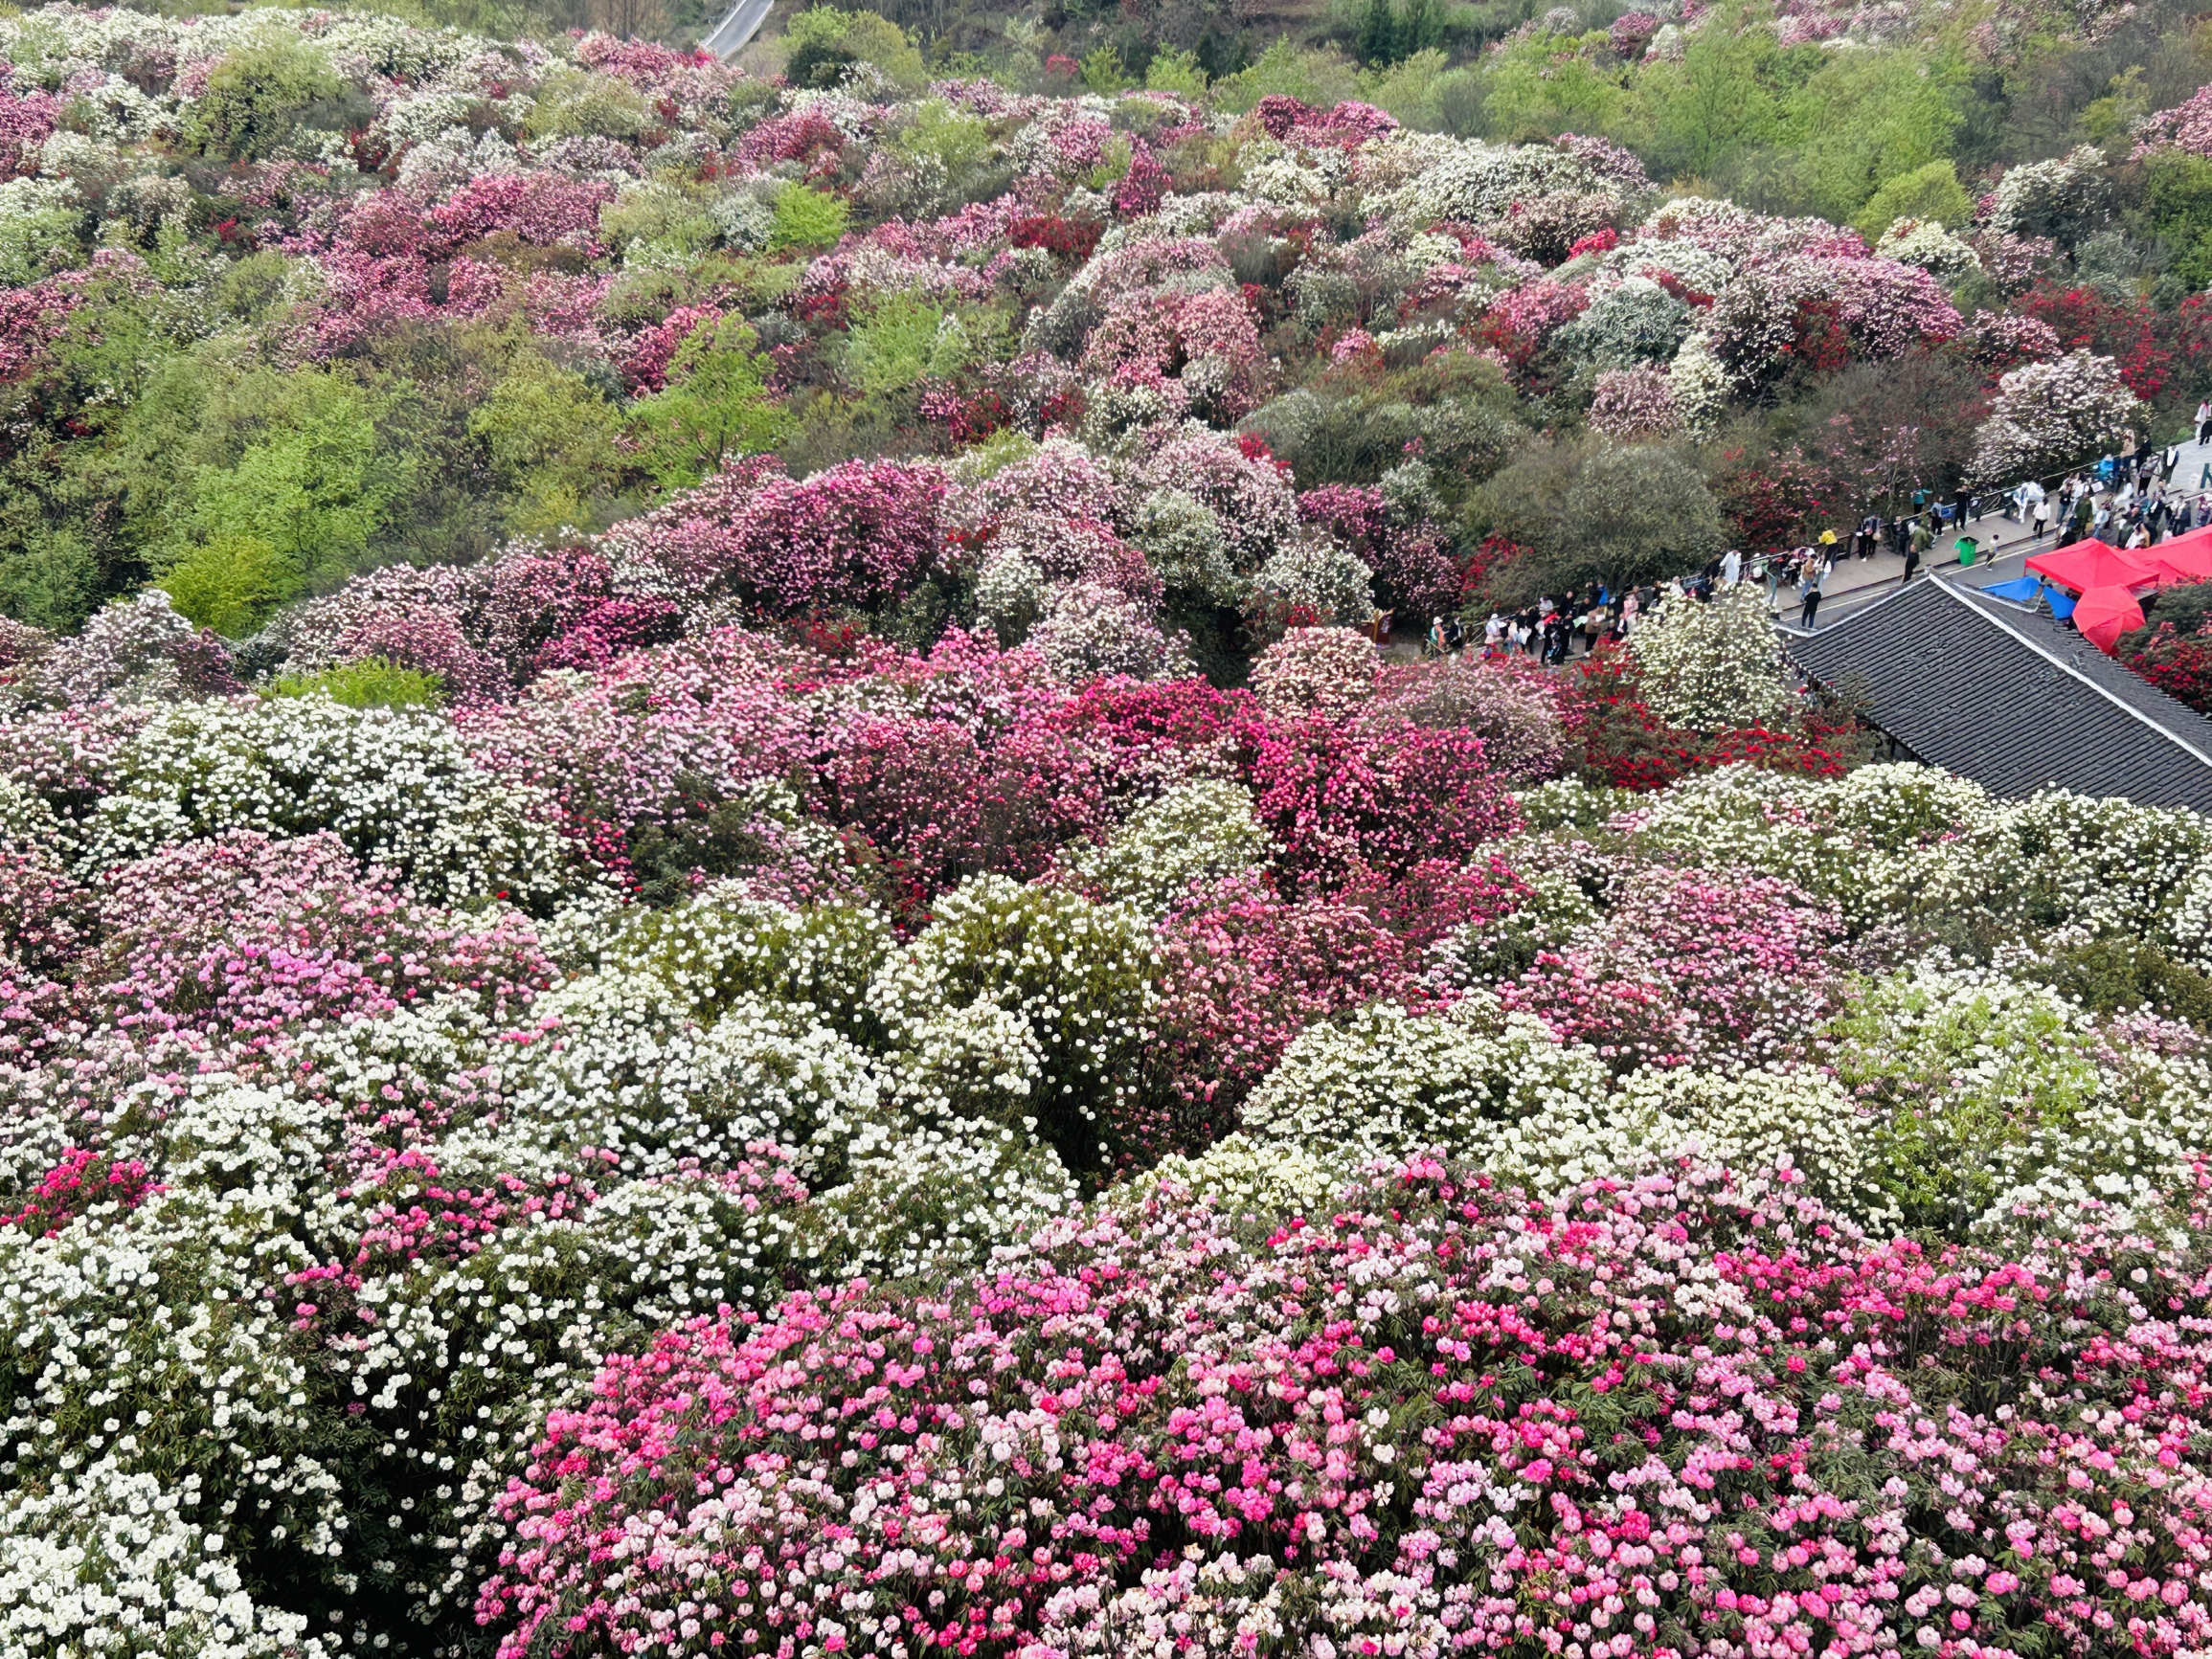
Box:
[1783,577,2212,811]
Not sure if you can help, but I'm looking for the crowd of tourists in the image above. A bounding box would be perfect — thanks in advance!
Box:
[1439,431,2212,659]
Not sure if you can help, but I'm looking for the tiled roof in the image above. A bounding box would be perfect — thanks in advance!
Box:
[1783,576,2212,811]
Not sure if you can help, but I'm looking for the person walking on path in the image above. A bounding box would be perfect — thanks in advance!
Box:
[2032,491,2051,543]
[2198,399,2210,446]
[1797,559,1828,629]
[1902,535,1921,584]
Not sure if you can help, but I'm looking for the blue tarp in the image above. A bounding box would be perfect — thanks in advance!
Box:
[1978,575,2047,603]
[2048,589,2078,620]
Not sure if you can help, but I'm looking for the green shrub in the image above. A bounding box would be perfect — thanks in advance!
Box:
[270,658,445,710]
[159,535,300,639]
[1853,158,1976,244]
[768,184,850,252]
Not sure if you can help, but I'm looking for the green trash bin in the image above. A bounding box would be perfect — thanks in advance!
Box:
[1954,535,1980,567]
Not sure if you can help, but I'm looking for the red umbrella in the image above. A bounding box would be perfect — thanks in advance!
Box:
[2072,583,2146,655]
[2025,540,2160,595]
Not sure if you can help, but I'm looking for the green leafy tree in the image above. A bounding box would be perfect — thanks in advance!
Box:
[1633,22,1788,178]
[271,658,445,709]
[177,371,408,593]
[1780,47,1963,224]
[625,317,790,491]
[2149,152,2212,292]
[1478,439,1727,601]
[1481,28,1627,140]
[1853,158,1976,243]
[469,351,625,536]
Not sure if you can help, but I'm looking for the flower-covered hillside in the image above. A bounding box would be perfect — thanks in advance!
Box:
[11,3,2212,1655]
[11,586,2212,1653]
[1,1,2209,647]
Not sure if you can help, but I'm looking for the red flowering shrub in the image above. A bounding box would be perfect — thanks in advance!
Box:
[1007,213,1103,265]
[1237,714,1518,891]
[2020,284,2212,406]
[2124,622,2212,714]
[5,1147,156,1237]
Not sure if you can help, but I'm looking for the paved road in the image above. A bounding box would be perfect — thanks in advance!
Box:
[1806,433,2212,629]
[702,0,773,57]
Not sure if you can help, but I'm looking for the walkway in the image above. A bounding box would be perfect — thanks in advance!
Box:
[701,0,774,57]
[1809,431,2212,629]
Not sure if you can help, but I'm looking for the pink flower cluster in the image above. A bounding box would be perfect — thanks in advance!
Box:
[81,831,553,1046]
[1500,864,1843,1068]
[477,1156,2212,1659]
[603,457,948,617]
[5,1146,155,1237]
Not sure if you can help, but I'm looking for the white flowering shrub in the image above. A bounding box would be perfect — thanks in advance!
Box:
[1614,1063,1892,1224]
[1874,217,1981,285]
[1967,349,2143,485]
[869,875,1160,1174]
[1059,780,1273,917]
[1624,583,1794,732]
[1825,964,2114,1231]
[597,884,892,1040]
[1238,999,1613,1167]
[0,1463,327,1659]
[78,700,576,909]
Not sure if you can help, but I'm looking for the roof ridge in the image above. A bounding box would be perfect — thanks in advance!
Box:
[1930,579,2212,772]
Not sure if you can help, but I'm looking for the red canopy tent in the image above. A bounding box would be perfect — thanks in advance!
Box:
[2024,540,2161,595]
[2073,584,2147,655]
[2145,526,2212,585]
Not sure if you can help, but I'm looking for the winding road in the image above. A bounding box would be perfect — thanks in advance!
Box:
[702,0,773,56]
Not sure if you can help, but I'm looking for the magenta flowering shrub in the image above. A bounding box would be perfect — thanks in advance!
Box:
[1238,713,1519,892]
[824,714,1118,901]
[4,1146,155,1237]
[478,1157,2212,1659]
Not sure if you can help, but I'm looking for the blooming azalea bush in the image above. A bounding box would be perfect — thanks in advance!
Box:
[5,3,2212,1653]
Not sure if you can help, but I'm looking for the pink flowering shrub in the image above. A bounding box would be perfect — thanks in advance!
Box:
[1588,366,1684,440]
[602,459,947,617]
[2133,87,2212,160]
[80,832,553,1044]
[4,1146,155,1237]
[1153,870,1421,1122]
[1500,865,1844,1069]
[0,840,88,972]
[478,1156,2212,1659]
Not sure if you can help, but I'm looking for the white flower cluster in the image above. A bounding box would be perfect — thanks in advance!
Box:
[1058,780,1274,918]
[76,698,578,909]
[869,874,1160,1171]
[1624,582,1794,732]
